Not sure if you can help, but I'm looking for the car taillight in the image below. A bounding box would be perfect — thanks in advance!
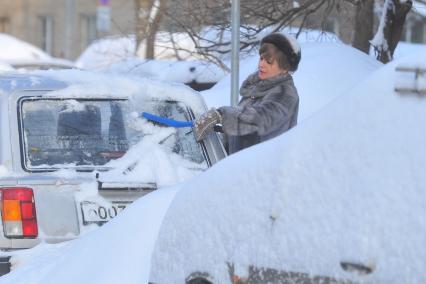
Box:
[0,187,38,238]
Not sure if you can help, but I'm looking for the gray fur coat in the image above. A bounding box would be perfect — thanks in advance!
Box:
[218,72,299,154]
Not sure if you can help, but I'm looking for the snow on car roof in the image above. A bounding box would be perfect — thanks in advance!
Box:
[0,69,206,114]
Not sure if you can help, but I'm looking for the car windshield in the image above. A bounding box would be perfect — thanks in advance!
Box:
[20,98,206,170]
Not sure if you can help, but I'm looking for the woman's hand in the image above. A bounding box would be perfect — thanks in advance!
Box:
[193,108,222,142]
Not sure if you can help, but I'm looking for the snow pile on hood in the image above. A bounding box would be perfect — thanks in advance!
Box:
[150,50,426,283]
[202,42,382,122]
[0,33,51,62]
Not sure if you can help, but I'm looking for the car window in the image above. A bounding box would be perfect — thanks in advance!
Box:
[20,98,206,170]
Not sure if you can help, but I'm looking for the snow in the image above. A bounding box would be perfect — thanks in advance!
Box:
[75,35,136,70]
[0,33,75,69]
[75,33,199,70]
[0,33,51,62]
[370,0,389,53]
[34,69,207,114]
[1,68,208,190]
[412,0,426,17]
[0,186,179,284]
[394,41,426,60]
[0,62,13,72]
[74,29,341,90]
[105,58,228,84]
[1,42,425,283]
[0,165,9,177]
[202,42,382,121]
[149,49,426,284]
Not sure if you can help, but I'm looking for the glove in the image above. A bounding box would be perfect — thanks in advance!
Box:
[193,108,222,142]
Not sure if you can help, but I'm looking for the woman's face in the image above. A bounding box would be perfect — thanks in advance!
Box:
[258,55,283,80]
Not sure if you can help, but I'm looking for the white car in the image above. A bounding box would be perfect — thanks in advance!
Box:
[0,70,226,276]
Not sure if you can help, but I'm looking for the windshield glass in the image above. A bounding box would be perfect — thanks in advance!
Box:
[20,98,206,170]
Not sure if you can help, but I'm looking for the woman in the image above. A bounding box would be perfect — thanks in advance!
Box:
[194,32,301,154]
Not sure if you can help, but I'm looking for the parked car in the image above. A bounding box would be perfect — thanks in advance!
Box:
[148,53,426,283]
[0,70,226,276]
[0,33,76,71]
[7,59,76,71]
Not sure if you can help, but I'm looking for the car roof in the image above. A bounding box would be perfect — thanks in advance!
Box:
[0,70,207,116]
[0,73,68,94]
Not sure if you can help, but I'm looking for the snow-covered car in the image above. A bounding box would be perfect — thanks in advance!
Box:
[0,33,76,71]
[3,42,425,284]
[0,70,226,276]
[8,59,75,71]
[148,52,426,284]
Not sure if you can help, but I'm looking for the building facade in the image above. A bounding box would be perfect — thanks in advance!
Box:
[0,0,136,60]
[0,0,424,61]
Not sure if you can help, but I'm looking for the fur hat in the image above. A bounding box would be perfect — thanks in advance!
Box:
[260,33,301,72]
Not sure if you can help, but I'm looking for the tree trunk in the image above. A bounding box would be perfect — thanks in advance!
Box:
[352,0,374,54]
[373,0,412,63]
[145,0,165,59]
[135,0,166,59]
[135,0,151,54]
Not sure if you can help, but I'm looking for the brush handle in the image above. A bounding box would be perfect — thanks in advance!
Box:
[141,112,194,128]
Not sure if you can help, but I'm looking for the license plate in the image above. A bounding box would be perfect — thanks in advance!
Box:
[80,201,131,225]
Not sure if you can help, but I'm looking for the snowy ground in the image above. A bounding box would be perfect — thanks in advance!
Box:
[0,40,425,284]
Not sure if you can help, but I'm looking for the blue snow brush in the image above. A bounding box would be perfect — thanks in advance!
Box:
[141,112,194,128]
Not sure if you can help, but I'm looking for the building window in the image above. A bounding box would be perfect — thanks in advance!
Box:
[40,16,54,54]
[80,14,97,51]
[324,17,339,36]
[412,21,425,43]
[0,17,10,33]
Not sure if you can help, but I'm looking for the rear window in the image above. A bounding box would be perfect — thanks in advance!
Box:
[19,98,206,171]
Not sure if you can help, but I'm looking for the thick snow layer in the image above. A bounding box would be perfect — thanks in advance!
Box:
[202,42,382,121]
[105,58,228,84]
[76,28,340,71]
[150,50,426,283]
[34,69,206,114]
[0,33,75,69]
[2,44,425,284]
[75,35,136,70]
[396,45,426,68]
[394,42,426,63]
[75,33,199,70]
[1,69,207,187]
[0,33,51,61]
